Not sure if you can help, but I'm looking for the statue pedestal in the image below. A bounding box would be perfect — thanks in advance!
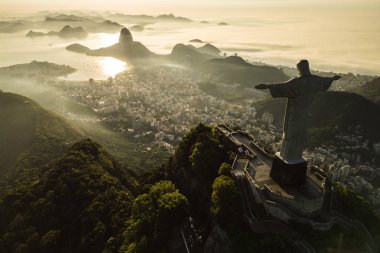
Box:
[270,153,307,187]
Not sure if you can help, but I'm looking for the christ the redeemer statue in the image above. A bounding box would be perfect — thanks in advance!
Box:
[255,60,341,186]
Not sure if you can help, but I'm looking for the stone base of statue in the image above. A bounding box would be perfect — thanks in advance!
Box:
[270,153,307,187]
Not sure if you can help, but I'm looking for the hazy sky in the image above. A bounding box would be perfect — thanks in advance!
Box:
[1,0,380,16]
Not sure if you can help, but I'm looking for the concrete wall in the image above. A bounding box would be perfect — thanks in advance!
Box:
[264,185,324,217]
[263,201,292,222]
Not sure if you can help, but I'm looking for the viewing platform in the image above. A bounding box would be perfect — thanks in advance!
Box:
[216,124,326,220]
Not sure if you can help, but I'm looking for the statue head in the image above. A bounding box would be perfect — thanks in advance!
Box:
[297,60,311,76]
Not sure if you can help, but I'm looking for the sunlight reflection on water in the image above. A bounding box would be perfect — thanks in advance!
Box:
[100,57,127,77]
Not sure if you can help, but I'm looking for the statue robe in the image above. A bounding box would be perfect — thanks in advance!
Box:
[268,75,335,163]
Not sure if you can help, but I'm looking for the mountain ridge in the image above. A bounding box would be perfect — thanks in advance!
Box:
[0,91,82,177]
[352,76,380,105]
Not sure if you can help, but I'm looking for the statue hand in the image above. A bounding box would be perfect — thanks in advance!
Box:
[333,75,341,81]
[255,84,268,90]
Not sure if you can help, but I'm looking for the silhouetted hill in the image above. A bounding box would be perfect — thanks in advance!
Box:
[0,139,136,253]
[170,43,219,64]
[253,91,380,161]
[170,44,214,64]
[352,77,380,105]
[197,43,221,56]
[198,56,289,87]
[0,92,82,177]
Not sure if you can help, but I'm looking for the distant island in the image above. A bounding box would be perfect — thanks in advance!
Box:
[107,12,193,23]
[0,21,27,33]
[65,43,91,54]
[44,14,89,22]
[129,25,144,32]
[26,25,88,39]
[0,61,77,78]
[218,22,228,26]
[156,13,192,22]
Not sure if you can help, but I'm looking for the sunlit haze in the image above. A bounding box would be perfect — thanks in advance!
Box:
[1,0,379,75]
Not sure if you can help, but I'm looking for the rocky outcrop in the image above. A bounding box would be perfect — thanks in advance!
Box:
[119,27,133,43]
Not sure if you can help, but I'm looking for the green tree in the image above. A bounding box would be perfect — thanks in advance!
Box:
[218,163,232,176]
[334,183,380,235]
[120,181,189,253]
[189,132,225,180]
[172,123,213,170]
[211,175,241,229]
[0,139,134,253]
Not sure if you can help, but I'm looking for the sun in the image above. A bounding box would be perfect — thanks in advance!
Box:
[100,57,127,77]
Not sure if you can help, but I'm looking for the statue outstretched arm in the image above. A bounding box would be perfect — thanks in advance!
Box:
[255,79,294,90]
[318,75,341,91]
[255,83,269,89]
[255,79,297,98]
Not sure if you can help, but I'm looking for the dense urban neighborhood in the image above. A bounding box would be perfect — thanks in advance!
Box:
[47,65,380,215]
